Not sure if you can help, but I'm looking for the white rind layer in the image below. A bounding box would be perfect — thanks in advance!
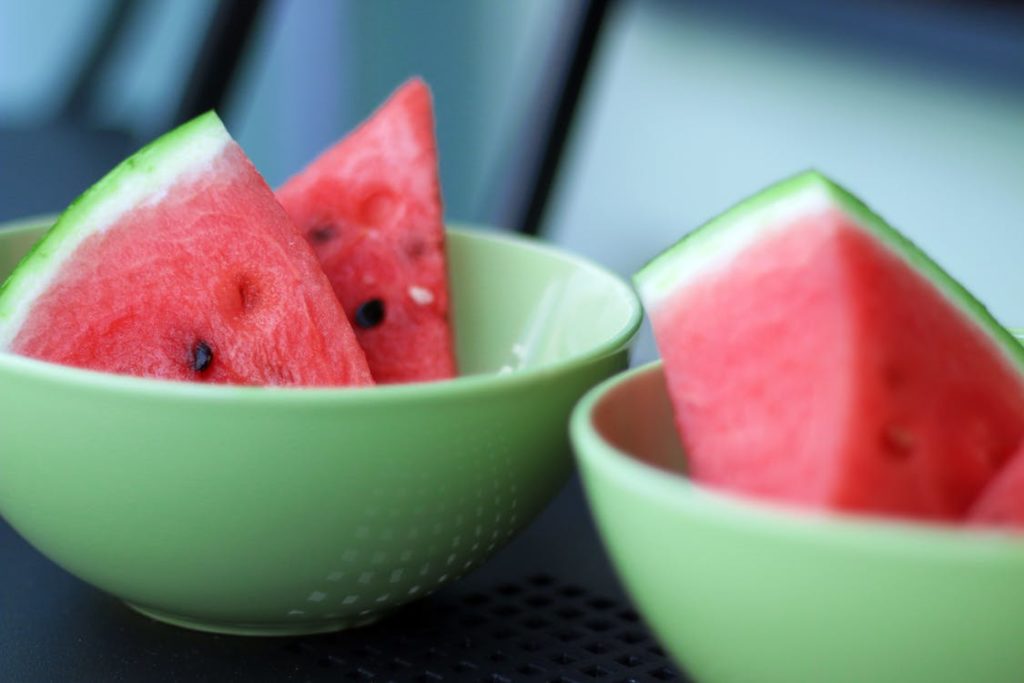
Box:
[635,181,834,311]
[0,112,230,349]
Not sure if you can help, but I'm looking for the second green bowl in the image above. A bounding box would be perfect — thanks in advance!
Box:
[572,361,1024,683]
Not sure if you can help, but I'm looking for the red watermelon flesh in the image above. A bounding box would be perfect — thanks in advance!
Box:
[635,173,1024,521]
[277,78,456,384]
[0,113,373,387]
[968,442,1024,529]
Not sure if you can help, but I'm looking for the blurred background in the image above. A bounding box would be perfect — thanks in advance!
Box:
[1,0,1022,364]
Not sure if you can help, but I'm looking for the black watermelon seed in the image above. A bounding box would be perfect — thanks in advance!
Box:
[308,226,336,243]
[192,341,213,372]
[354,299,385,329]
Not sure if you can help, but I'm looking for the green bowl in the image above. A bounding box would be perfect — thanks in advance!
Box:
[0,217,641,636]
[572,361,1024,683]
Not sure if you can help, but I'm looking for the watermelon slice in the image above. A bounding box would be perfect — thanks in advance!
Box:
[634,171,1024,521]
[277,78,456,384]
[968,442,1024,529]
[0,112,373,388]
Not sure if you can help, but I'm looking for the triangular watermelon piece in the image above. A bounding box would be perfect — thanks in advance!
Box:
[0,112,373,387]
[277,78,456,384]
[634,171,1024,521]
[968,441,1024,529]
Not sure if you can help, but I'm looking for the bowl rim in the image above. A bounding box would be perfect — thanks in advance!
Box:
[571,360,1024,553]
[0,217,643,403]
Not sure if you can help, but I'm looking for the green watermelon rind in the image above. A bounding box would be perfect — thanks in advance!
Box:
[633,170,1024,374]
[0,111,229,348]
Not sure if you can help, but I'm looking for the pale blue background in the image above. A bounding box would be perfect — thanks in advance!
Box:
[2,0,1022,363]
[0,0,566,223]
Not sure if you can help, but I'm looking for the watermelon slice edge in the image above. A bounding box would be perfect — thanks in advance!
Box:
[634,170,1024,377]
[0,112,229,349]
[0,111,374,387]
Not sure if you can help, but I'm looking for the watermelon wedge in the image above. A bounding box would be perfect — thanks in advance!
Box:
[277,78,456,384]
[634,171,1024,521]
[0,112,373,388]
[968,442,1024,529]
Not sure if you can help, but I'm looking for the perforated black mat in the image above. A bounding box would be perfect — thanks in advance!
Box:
[280,574,683,682]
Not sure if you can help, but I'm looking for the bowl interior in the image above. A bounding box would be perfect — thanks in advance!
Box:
[0,219,640,380]
[446,229,639,375]
[590,361,686,474]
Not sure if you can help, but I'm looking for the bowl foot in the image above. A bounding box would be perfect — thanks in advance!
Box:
[126,602,386,636]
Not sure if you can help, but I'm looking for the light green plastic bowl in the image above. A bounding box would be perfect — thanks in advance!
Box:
[572,361,1024,683]
[0,217,641,636]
